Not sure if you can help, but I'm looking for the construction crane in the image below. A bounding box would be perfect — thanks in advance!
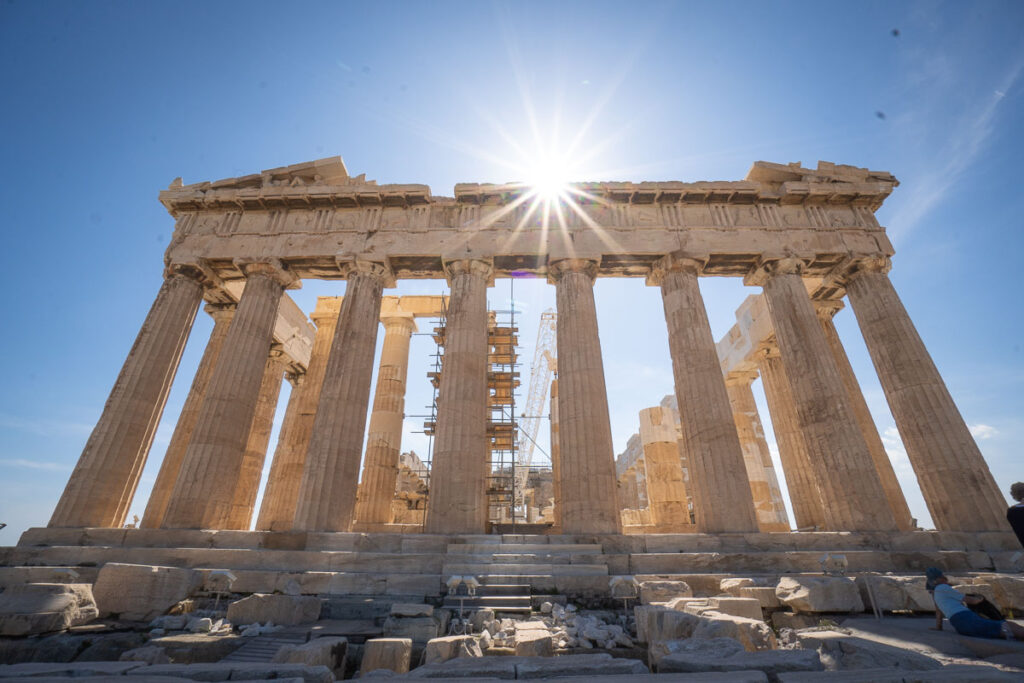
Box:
[514,309,557,511]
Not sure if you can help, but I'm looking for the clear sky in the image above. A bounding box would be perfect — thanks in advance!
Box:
[1,1,1023,542]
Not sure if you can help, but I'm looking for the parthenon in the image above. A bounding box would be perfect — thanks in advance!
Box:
[41,155,1007,537]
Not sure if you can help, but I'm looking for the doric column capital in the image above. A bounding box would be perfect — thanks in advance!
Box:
[646,253,705,287]
[442,257,494,286]
[165,261,220,288]
[725,370,760,387]
[813,298,845,320]
[285,368,306,388]
[233,258,301,289]
[547,258,599,284]
[268,342,287,363]
[744,256,806,286]
[336,256,396,287]
[382,315,418,335]
[203,302,237,323]
[755,342,782,361]
[842,256,892,281]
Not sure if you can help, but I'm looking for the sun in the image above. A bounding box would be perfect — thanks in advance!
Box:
[525,153,573,202]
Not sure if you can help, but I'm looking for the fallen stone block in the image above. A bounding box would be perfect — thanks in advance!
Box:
[469,608,494,633]
[514,629,553,657]
[129,662,333,682]
[382,615,439,643]
[148,633,245,663]
[777,664,1024,682]
[362,637,412,674]
[119,645,171,665]
[0,662,143,678]
[953,582,997,605]
[515,653,650,678]
[92,563,200,621]
[659,647,823,677]
[0,583,98,636]
[854,575,932,613]
[640,606,701,644]
[650,636,745,669]
[692,611,777,651]
[797,630,941,671]
[391,602,434,618]
[640,580,693,604]
[272,636,348,678]
[226,593,321,626]
[422,635,482,664]
[775,577,864,614]
[980,574,1024,611]
[721,578,757,596]
[703,597,764,621]
[404,655,518,678]
[740,587,782,610]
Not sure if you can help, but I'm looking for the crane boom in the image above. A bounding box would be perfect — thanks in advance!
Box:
[514,309,557,507]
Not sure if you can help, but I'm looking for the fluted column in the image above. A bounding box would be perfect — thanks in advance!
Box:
[814,300,915,531]
[549,258,621,534]
[549,378,562,528]
[725,372,790,532]
[163,260,297,529]
[293,260,393,532]
[425,259,493,534]
[255,298,339,530]
[638,406,693,531]
[750,258,896,531]
[141,302,235,528]
[843,258,1005,530]
[224,346,287,530]
[756,345,827,530]
[651,254,758,532]
[356,315,417,526]
[49,265,207,528]
[617,464,641,510]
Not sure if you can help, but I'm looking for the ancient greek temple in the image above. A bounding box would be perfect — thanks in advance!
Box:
[40,156,1007,540]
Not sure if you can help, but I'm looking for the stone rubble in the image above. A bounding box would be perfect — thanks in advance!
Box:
[0,583,98,637]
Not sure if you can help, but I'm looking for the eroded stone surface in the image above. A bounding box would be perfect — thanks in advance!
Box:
[93,563,199,621]
[0,583,97,636]
[775,576,864,614]
[226,594,321,625]
[362,638,412,675]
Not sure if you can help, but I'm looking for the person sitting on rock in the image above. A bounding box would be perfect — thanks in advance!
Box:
[926,567,1024,640]
[1008,482,1024,548]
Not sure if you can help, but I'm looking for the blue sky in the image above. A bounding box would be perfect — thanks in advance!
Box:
[2,1,1023,541]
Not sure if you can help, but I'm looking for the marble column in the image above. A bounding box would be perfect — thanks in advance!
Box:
[843,258,1006,531]
[355,315,417,526]
[752,258,896,531]
[638,406,692,531]
[756,345,827,530]
[549,378,562,528]
[50,265,207,528]
[549,258,621,534]
[814,300,915,531]
[255,298,338,531]
[425,259,493,534]
[617,465,641,510]
[141,302,234,528]
[293,260,393,532]
[224,346,287,530]
[651,254,759,532]
[724,372,790,532]
[163,260,297,529]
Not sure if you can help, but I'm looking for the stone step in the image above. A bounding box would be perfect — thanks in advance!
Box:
[626,550,1002,574]
[443,552,599,565]
[219,632,307,663]
[446,543,604,554]
[475,583,532,595]
[443,595,531,609]
[442,563,609,576]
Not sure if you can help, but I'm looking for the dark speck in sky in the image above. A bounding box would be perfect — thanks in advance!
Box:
[875,111,886,120]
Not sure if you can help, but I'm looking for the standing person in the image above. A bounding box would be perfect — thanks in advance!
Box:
[1008,482,1024,548]
[926,568,1024,639]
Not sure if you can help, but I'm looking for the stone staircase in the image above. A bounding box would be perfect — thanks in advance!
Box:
[219,629,307,663]
[440,540,609,613]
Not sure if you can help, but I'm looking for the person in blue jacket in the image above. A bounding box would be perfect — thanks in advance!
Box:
[1007,482,1024,548]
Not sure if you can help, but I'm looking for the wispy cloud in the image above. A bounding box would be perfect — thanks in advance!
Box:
[889,56,1024,239]
[0,458,69,472]
[0,413,92,438]
[969,423,998,440]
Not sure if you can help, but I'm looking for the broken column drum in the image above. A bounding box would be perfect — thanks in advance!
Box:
[47,156,1002,535]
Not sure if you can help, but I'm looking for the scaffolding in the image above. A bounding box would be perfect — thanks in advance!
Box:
[420,294,521,530]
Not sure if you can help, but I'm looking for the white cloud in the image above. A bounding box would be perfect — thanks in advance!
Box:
[0,458,69,472]
[889,56,1024,239]
[969,423,998,440]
